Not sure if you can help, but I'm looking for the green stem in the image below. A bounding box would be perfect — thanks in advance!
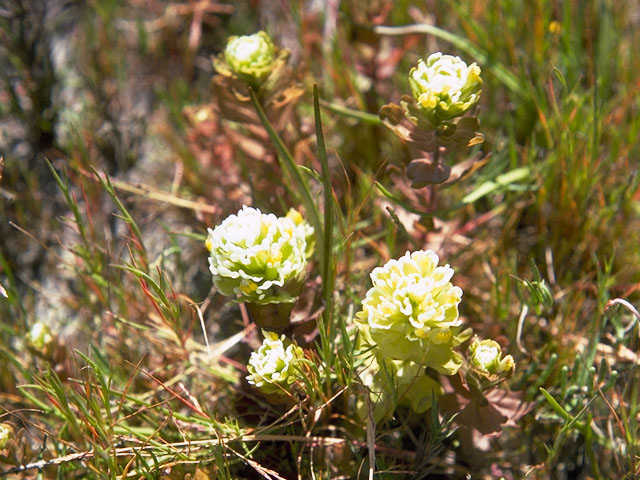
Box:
[313,85,335,368]
[245,302,294,332]
[248,88,323,266]
[319,99,383,125]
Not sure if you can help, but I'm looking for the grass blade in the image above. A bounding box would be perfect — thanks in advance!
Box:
[314,84,336,368]
[248,87,323,264]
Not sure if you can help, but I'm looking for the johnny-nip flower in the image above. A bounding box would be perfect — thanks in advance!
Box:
[223,31,276,85]
[355,250,467,374]
[207,206,311,304]
[468,338,515,377]
[409,52,482,125]
[246,330,304,394]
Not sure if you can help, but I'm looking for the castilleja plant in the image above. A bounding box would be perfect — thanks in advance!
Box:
[246,330,306,395]
[380,52,485,188]
[467,337,515,388]
[211,31,304,137]
[355,250,472,375]
[218,31,277,87]
[440,337,528,437]
[206,206,313,330]
[354,251,526,430]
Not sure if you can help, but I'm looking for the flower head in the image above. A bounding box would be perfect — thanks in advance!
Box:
[409,52,482,125]
[355,250,466,374]
[223,31,276,85]
[468,338,515,377]
[246,330,305,394]
[207,206,311,304]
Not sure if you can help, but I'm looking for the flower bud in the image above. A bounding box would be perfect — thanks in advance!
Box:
[355,250,466,374]
[207,206,312,304]
[223,31,276,85]
[523,278,553,311]
[26,322,54,356]
[0,423,13,449]
[408,52,482,125]
[246,330,305,394]
[468,338,515,377]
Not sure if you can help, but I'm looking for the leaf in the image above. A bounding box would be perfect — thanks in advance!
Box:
[406,157,451,187]
[211,75,257,124]
[462,167,531,204]
[441,153,491,187]
[440,373,532,437]
[222,125,271,161]
[441,116,484,149]
[380,101,484,189]
[379,102,440,152]
[484,388,533,428]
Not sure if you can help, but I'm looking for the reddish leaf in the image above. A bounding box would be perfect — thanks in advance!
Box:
[406,157,451,187]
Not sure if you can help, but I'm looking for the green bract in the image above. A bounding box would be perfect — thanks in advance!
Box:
[223,31,276,85]
[355,250,466,374]
[207,206,312,304]
[468,338,515,376]
[246,330,304,394]
[359,356,443,420]
[409,52,482,125]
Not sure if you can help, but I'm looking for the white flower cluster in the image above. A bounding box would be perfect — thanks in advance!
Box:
[207,206,312,304]
[356,250,466,375]
[246,330,305,394]
[223,31,276,85]
[409,52,482,125]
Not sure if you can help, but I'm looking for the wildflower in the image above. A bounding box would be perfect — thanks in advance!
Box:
[409,52,482,125]
[222,31,276,86]
[26,322,54,355]
[0,423,13,449]
[355,250,468,374]
[207,206,312,304]
[468,338,515,377]
[246,330,305,394]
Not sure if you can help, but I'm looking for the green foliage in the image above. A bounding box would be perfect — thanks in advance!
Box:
[1,0,639,478]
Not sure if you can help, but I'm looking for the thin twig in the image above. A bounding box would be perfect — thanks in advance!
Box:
[516,304,530,355]
[194,303,211,358]
[605,298,640,333]
[75,165,219,215]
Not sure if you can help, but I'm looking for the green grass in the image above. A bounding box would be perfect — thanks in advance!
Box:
[1,0,639,478]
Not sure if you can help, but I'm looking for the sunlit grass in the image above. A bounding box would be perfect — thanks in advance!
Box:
[1,0,639,478]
